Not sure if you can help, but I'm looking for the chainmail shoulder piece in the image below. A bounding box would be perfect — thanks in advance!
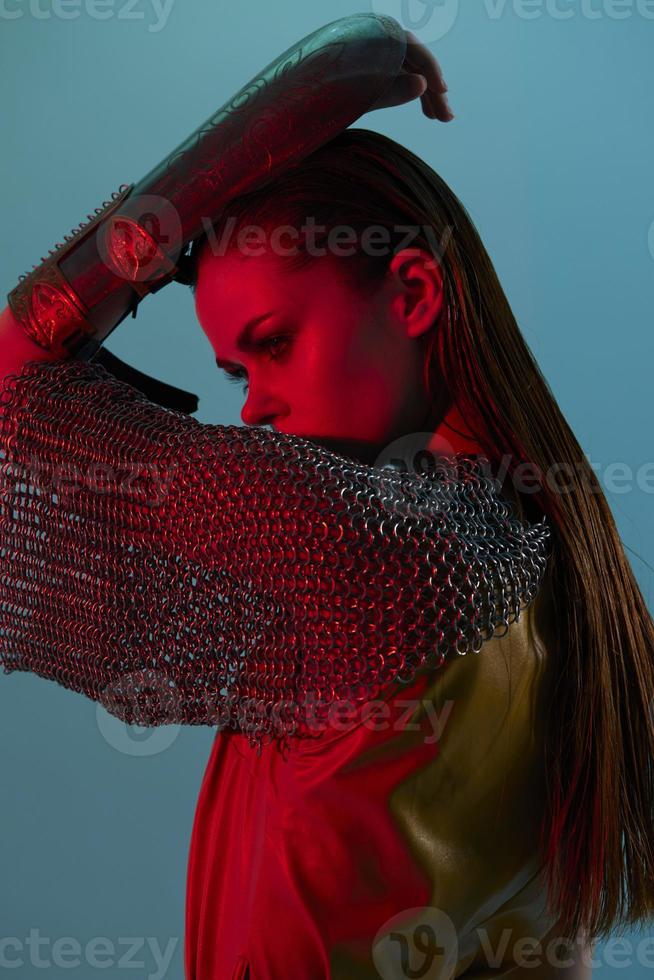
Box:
[0,358,552,755]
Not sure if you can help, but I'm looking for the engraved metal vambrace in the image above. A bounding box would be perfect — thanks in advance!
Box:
[6,12,408,412]
[0,358,552,756]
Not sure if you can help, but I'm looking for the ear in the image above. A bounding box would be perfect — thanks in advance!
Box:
[387,247,444,340]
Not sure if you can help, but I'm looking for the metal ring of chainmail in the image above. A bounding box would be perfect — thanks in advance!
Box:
[0,358,552,756]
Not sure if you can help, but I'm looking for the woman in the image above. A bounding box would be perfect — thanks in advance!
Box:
[1,14,653,980]
[178,125,654,978]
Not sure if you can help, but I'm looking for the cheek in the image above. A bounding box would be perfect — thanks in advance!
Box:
[312,358,401,435]
[299,356,351,419]
[311,315,383,382]
[337,328,405,407]
[289,318,406,431]
[295,330,349,394]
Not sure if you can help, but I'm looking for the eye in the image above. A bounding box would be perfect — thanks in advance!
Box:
[227,334,291,392]
[224,371,249,393]
[259,333,291,360]
[222,334,292,394]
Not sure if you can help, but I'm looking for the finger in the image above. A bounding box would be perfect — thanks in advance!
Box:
[404,30,448,94]
[429,95,454,120]
[374,72,428,110]
[403,31,453,118]
[406,33,447,95]
[421,87,454,121]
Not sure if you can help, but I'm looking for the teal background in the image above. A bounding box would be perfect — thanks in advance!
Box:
[1,1,653,976]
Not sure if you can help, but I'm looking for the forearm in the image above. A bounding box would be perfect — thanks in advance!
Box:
[1,14,409,390]
[0,303,65,383]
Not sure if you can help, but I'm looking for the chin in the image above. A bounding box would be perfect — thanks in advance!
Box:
[306,434,384,466]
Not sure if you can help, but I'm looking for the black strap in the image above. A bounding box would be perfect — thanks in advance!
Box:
[91,347,199,415]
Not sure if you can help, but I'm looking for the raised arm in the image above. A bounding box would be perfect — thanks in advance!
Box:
[5,14,409,377]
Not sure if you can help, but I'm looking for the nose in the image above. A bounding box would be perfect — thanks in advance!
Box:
[240,385,286,428]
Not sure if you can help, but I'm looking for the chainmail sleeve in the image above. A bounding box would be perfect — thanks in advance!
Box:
[0,357,552,755]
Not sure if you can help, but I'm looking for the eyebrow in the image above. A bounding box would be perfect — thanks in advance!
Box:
[214,312,277,371]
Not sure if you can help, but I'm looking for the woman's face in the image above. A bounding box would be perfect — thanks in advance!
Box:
[194,244,445,463]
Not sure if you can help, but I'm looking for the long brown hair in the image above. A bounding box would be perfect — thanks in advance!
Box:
[185,126,654,944]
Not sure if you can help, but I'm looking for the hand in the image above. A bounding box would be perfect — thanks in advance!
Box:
[368,30,454,120]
